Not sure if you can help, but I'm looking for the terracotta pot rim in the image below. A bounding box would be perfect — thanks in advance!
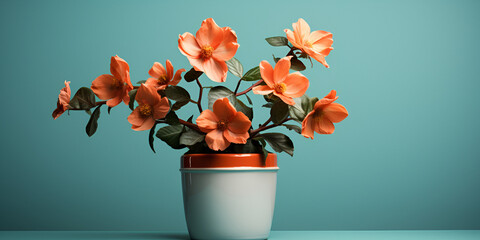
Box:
[181,153,278,169]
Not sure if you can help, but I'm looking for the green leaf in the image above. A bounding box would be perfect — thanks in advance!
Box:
[107,106,112,114]
[270,100,289,124]
[137,80,147,84]
[262,102,273,108]
[128,89,138,111]
[242,66,261,81]
[282,124,302,134]
[245,94,253,105]
[265,36,289,46]
[165,85,190,102]
[149,123,157,153]
[290,57,306,71]
[85,105,101,137]
[179,128,205,146]
[257,132,294,156]
[184,68,203,82]
[69,87,96,110]
[272,54,280,63]
[165,111,179,125]
[85,110,92,116]
[257,138,269,162]
[226,57,243,78]
[156,124,186,149]
[171,100,189,111]
[208,86,253,120]
[288,95,313,122]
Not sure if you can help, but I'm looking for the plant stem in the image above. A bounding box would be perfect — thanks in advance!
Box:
[156,118,203,133]
[179,119,202,132]
[250,117,293,138]
[195,78,203,113]
[233,79,243,95]
[236,79,263,96]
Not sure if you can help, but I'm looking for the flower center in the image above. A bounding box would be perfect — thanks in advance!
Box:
[139,104,152,116]
[110,78,123,90]
[200,45,214,59]
[217,120,228,131]
[274,83,287,94]
[157,75,169,85]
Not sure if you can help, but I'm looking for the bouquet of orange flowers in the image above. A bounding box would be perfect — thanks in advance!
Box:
[52,18,348,158]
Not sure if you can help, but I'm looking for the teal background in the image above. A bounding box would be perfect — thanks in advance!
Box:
[1,0,479,231]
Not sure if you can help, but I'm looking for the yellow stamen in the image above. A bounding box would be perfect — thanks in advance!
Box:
[110,78,123,90]
[200,45,214,59]
[157,75,168,85]
[274,83,287,94]
[139,104,152,116]
[217,120,228,131]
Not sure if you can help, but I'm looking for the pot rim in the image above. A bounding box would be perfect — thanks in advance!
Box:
[180,153,278,171]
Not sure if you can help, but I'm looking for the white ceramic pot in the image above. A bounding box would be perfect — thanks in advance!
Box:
[181,153,279,240]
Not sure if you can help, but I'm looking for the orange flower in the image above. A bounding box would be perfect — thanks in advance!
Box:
[284,18,333,68]
[302,90,348,138]
[196,98,251,151]
[91,55,133,107]
[252,56,309,105]
[52,81,71,120]
[127,84,170,131]
[178,18,239,83]
[145,60,186,90]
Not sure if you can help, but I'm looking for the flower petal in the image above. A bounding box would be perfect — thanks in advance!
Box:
[274,56,292,83]
[323,103,348,123]
[259,60,275,88]
[301,111,315,139]
[153,97,170,120]
[196,109,218,132]
[282,72,309,98]
[284,29,300,49]
[166,60,174,81]
[145,78,161,89]
[213,97,236,121]
[58,81,71,106]
[203,58,228,83]
[196,18,223,48]
[171,69,186,86]
[273,92,295,105]
[136,84,158,106]
[314,116,335,134]
[314,90,338,108]
[228,112,251,134]
[188,57,205,72]
[212,27,239,61]
[178,32,201,58]
[252,85,274,95]
[205,129,230,151]
[110,55,130,82]
[223,130,249,144]
[107,95,123,107]
[91,74,118,100]
[149,62,166,79]
[308,30,333,48]
[292,18,310,45]
[304,48,330,68]
[133,117,156,131]
[128,107,147,128]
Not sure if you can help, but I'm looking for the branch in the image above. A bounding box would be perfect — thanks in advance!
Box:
[233,79,243,95]
[195,78,203,113]
[250,117,293,138]
[156,118,203,133]
[236,79,263,96]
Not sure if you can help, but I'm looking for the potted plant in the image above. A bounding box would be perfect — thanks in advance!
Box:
[52,18,348,240]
